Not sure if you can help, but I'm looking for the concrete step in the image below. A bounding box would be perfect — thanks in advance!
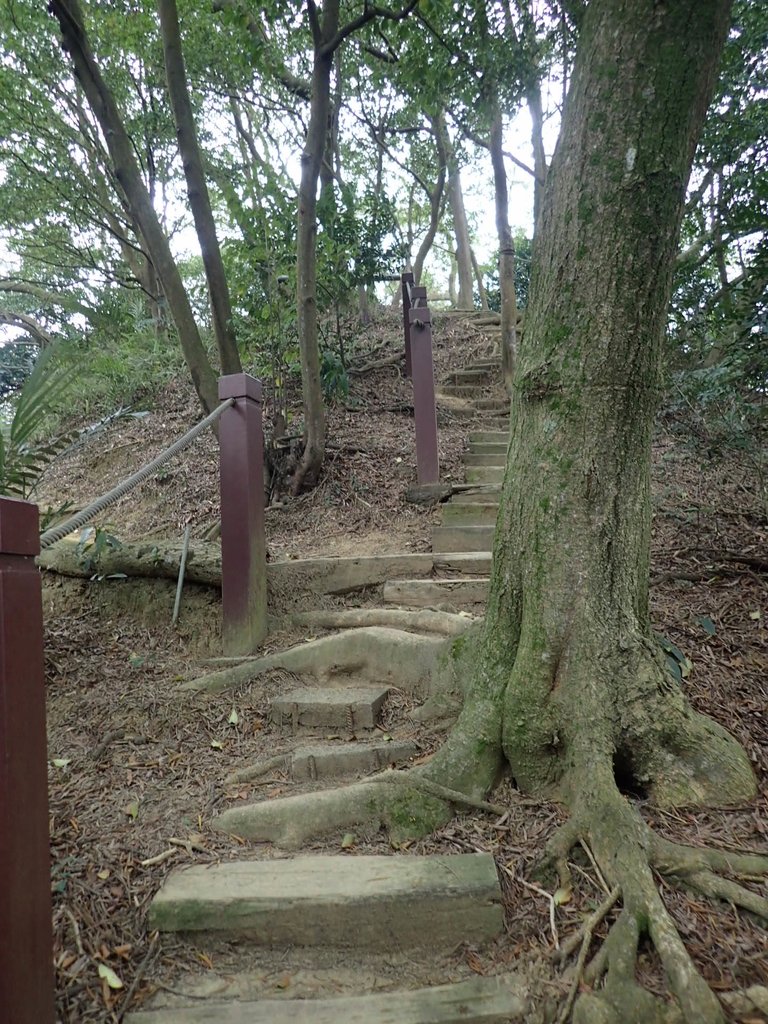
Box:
[148,853,503,950]
[467,359,500,370]
[468,442,508,456]
[447,368,494,385]
[126,972,528,1024]
[290,740,418,780]
[271,685,390,732]
[466,466,505,484]
[441,502,499,526]
[440,384,483,398]
[432,526,494,553]
[433,552,491,574]
[468,431,509,444]
[382,578,490,608]
[450,485,502,502]
[473,398,509,412]
[464,452,506,467]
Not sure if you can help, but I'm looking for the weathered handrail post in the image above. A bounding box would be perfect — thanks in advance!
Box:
[401,271,414,377]
[218,374,267,655]
[0,497,55,1024]
[409,303,440,485]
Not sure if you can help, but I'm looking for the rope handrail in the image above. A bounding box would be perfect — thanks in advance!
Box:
[39,396,235,550]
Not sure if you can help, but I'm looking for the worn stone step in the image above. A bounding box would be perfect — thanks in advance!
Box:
[126,972,529,1024]
[469,441,508,456]
[271,685,390,732]
[382,578,490,608]
[468,430,509,444]
[450,485,502,503]
[464,452,506,467]
[466,466,505,484]
[290,740,417,780]
[473,398,509,412]
[432,526,494,553]
[447,368,494,385]
[441,502,498,526]
[440,384,483,398]
[433,552,492,574]
[467,359,500,370]
[148,853,503,950]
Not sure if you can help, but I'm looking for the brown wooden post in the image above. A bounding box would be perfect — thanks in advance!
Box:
[218,374,267,655]
[409,305,440,485]
[0,497,55,1024]
[401,271,414,377]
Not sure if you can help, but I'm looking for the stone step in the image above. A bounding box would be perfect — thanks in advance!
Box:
[433,552,492,574]
[432,526,494,553]
[148,853,503,950]
[290,740,418,780]
[441,502,498,526]
[440,384,483,398]
[473,398,509,412]
[450,485,502,502]
[271,685,390,732]
[466,466,505,484]
[468,430,509,444]
[447,368,494,385]
[382,578,490,608]
[126,972,528,1024]
[467,359,500,370]
[464,452,506,467]
[468,442,508,456]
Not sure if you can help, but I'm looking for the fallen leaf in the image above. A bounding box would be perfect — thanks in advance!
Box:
[341,833,356,849]
[52,758,71,768]
[211,740,224,750]
[124,801,139,820]
[228,708,239,726]
[97,964,123,990]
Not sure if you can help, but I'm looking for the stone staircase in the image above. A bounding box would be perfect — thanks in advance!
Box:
[126,325,526,1024]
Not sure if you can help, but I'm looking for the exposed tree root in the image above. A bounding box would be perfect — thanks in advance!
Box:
[284,607,477,636]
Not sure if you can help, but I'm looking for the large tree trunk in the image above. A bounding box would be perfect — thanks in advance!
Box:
[50,0,219,415]
[157,0,241,376]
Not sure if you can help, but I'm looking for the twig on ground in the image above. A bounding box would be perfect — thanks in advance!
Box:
[116,933,159,1023]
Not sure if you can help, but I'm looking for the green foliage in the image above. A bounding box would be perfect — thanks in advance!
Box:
[75,526,123,576]
[319,348,349,404]
[0,343,76,498]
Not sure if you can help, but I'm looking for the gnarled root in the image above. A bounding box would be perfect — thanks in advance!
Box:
[545,772,768,1024]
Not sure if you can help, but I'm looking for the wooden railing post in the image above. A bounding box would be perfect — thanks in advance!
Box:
[218,374,267,655]
[409,304,440,485]
[0,497,55,1024]
[401,271,414,377]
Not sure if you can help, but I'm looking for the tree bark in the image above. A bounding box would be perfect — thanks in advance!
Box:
[49,0,219,416]
[490,109,518,391]
[412,112,447,286]
[442,122,474,309]
[157,0,241,375]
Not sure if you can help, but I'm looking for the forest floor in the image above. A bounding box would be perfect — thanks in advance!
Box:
[36,309,768,1023]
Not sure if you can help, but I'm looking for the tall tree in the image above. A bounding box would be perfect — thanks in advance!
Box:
[231,3,768,1021]
[157,0,241,376]
[49,0,220,415]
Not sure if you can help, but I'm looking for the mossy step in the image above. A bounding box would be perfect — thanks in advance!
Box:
[148,853,503,950]
[382,578,490,608]
[126,972,528,1024]
[432,526,494,553]
[441,502,499,526]
[433,552,492,573]
[272,685,390,732]
[466,466,505,484]
[464,452,506,467]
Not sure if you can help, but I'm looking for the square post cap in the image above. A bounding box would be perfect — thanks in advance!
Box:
[219,373,263,402]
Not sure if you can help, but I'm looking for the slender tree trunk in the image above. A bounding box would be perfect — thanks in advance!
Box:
[469,246,488,310]
[157,0,241,375]
[293,2,337,492]
[442,124,475,309]
[412,113,447,286]
[50,0,219,415]
[490,108,518,391]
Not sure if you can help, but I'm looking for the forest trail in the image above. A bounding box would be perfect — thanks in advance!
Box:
[41,311,767,1024]
[120,324,540,1023]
